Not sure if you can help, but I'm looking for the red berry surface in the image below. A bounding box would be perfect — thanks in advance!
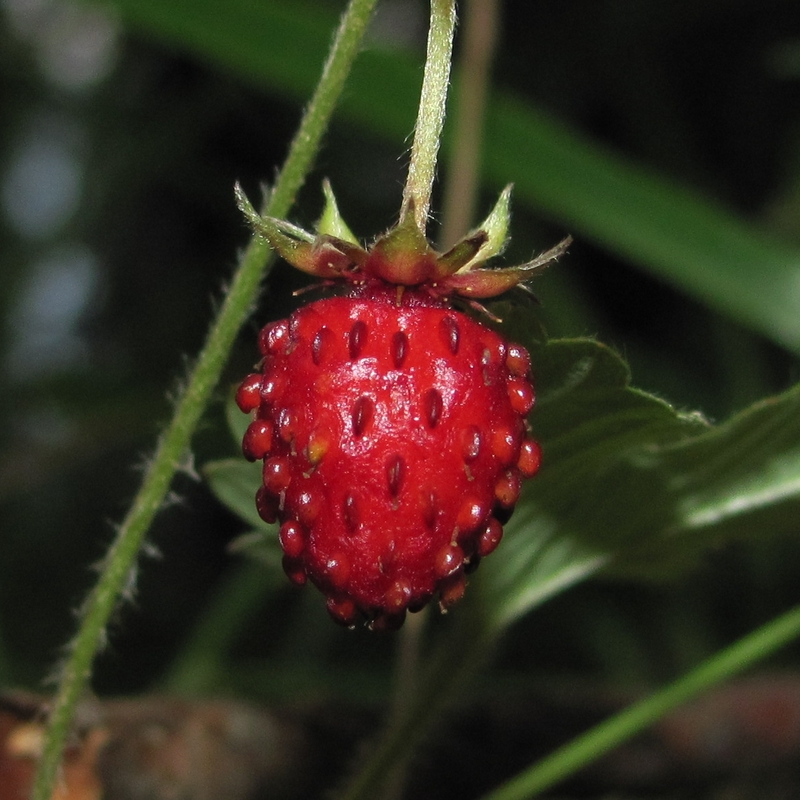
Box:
[232,180,569,628]
[237,285,539,629]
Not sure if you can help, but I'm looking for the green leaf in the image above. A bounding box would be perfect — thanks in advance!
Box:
[480,509,609,631]
[482,333,800,630]
[318,179,359,244]
[642,382,800,558]
[93,0,800,353]
[482,335,707,628]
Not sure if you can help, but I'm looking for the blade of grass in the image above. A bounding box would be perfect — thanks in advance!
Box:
[479,602,800,800]
[30,1,378,796]
[486,94,800,354]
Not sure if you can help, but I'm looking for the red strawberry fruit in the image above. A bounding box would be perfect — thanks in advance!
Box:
[235,183,569,629]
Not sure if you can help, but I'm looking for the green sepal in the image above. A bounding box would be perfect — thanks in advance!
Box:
[235,183,353,277]
[317,179,360,244]
[459,184,513,271]
[443,236,572,298]
[437,232,489,275]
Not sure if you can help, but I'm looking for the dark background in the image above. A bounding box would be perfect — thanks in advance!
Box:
[1,2,800,794]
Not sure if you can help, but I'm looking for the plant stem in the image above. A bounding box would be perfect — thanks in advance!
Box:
[381,607,428,800]
[402,0,457,233]
[479,602,800,800]
[338,610,496,800]
[30,2,378,797]
[439,0,501,249]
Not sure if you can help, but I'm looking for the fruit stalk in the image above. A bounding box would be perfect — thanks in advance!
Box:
[30,2,379,797]
[402,0,457,232]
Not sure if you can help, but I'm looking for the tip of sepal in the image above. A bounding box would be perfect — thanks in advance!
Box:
[236,183,356,278]
[234,182,263,229]
[318,179,360,245]
[523,235,572,272]
[459,184,514,272]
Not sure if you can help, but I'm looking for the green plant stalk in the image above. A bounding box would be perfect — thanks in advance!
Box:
[402,0,456,232]
[479,602,800,800]
[382,607,429,800]
[30,1,378,796]
[338,609,497,800]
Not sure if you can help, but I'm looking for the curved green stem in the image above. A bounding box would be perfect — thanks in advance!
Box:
[30,2,378,797]
[479,603,800,800]
[402,0,457,232]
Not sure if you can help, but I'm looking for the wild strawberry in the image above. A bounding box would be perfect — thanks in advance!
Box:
[235,182,569,629]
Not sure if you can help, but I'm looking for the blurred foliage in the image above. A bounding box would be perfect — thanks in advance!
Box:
[2,0,800,797]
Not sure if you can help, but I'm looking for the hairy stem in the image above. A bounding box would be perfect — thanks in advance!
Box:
[479,603,800,800]
[31,2,378,797]
[439,0,501,249]
[402,0,457,232]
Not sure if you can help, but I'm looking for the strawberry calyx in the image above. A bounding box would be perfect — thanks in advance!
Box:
[235,181,570,301]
